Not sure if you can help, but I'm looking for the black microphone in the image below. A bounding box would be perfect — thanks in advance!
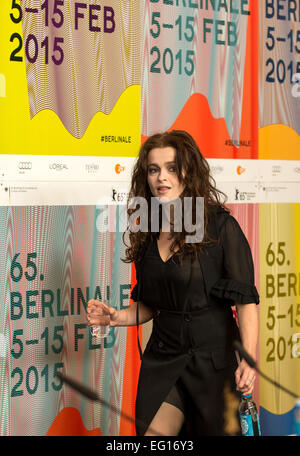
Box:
[56,372,164,436]
[233,340,298,399]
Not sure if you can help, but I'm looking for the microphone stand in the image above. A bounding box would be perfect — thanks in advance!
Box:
[233,340,298,399]
[56,372,164,437]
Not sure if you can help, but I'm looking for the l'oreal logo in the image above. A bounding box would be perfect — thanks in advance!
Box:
[49,163,68,170]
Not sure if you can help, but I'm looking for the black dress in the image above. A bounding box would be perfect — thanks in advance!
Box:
[130,204,259,436]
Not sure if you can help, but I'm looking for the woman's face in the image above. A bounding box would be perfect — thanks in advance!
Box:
[147,146,185,201]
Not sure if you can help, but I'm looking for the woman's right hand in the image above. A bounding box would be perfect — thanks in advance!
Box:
[86,299,118,327]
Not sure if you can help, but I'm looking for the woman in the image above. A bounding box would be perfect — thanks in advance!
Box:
[87,130,259,436]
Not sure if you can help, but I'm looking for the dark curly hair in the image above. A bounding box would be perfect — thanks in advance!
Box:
[122,130,228,264]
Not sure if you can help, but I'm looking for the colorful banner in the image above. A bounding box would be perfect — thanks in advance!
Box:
[1,0,300,437]
[141,0,258,158]
[259,0,300,160]
[0,205,139,435]
[259,0,300,436]
[259,203,300,435]
[0,0,141,156]
[0,0,141,437]
[0,205,143,436]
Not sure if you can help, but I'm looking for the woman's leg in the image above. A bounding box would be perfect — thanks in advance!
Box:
[144,402,185,436]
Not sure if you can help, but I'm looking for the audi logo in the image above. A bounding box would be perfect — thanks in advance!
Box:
[18,162,32,170]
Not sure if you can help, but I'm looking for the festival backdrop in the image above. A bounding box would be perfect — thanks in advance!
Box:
[258,0,300,436]
[0,0,300,436]
[0,0,141,436]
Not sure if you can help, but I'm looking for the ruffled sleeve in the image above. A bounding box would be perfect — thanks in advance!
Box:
[210,215,260,305]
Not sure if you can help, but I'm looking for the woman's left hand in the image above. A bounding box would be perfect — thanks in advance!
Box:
[235,359,256,396]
